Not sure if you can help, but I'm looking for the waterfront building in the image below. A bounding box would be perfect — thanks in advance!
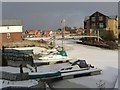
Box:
[84,11,118,40]
[0,19,23,48]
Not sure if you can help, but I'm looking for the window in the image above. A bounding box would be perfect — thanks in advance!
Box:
[99,23,104,28]
[7,33,11,39]
[92,23,96,28]
[7,26,9,29]
[99,16,103,21]
[92,17,95,21]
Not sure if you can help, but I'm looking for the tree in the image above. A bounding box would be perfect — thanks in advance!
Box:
[65,26,72,31]
[73,26,77,30]
[58,28,62,31]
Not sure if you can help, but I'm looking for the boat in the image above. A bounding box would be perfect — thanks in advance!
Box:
[34,49,72,65]
[47,60,105,89]
[29,71,61,79]
[49,68,116,88]
[39,48,57,56]
[59,60,101,78]
[30,60,101,81]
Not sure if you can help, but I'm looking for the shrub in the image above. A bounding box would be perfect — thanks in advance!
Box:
[106,41,118,49]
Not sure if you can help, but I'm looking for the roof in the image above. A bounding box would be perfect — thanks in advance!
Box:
[26,29,40,34]
[0,19,22,26]
[84,11,117,21]
[109,16,118,20]
[26,29,38,32]
[90,11,109,17]
[42,30,60,32]
[84,16,90,21]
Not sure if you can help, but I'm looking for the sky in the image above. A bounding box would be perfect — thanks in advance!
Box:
[1,0,120,2]
[2,2,118,30]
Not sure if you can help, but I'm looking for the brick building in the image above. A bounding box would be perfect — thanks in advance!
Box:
[84,11,118,40]
[0,19,23,48]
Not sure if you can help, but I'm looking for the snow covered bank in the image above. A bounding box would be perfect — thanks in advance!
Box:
[49,40,118,88]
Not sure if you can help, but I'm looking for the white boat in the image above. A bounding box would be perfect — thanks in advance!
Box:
[39,48,57,56]
[34,49,72,65]
[58,60,101,77]
[30,60,101,80]
[37,55,72,65]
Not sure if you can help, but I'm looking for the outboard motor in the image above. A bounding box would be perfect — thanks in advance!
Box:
[71,59,94,68]
[78,60,88,68]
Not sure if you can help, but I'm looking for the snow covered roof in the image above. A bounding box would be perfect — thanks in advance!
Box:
[84,16,90,21]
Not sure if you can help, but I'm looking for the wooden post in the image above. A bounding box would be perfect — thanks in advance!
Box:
[97,30,99,42]
[61,19,66,50]
[20,64,23,73]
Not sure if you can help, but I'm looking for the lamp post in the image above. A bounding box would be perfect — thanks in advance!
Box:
[61,19,66,50]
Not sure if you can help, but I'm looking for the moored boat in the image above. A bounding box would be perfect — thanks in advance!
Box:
[29,60,102,81]
[34,49,72,65]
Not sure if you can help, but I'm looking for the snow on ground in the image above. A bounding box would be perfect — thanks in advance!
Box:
[62,40,118,70]
[0,79,38,89]
[7,39,118,76]
[114,78,118,88]
[49,39,118,88]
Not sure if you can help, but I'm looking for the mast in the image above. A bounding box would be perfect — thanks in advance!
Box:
[61,19,66,50]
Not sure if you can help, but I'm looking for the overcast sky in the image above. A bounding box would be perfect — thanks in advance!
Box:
[2,2,118,30]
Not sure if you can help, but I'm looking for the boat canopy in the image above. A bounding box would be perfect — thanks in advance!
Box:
[56,50,67,56]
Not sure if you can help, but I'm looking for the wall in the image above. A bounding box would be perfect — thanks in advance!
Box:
[107,19,118,39]
[0,26,23,47]
[2,32,22,43]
